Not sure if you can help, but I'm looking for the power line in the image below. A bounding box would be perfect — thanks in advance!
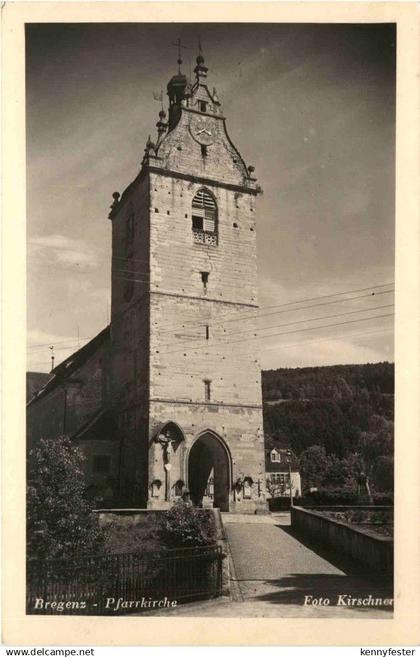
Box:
[28,251,394,322]
[112,254,150,265]
[156,289,394,337]
[155,284,394,334]
[107,276,394,328]
[251,282,393,313]
[28,323,394,371]
[113,276,150,284]
[29,250,393,309]
[26,285,394,351]
[106,284,395,339]
[260,324,394,354]
[74,326,394,377]
[160,312,394,356]
[112,268,150,277]
[157,303,394,347]
[28,340,91,354]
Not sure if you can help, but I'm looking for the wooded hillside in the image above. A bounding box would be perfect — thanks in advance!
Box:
[262,362,394,494]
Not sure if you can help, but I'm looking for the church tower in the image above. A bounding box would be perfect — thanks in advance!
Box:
[109,46,266,512]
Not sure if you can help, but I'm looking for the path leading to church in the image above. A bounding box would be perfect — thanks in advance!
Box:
[140,512,393,617]
[222,512,393,617]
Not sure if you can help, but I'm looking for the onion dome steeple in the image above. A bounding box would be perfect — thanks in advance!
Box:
[194,40,208,82]
[156,108,168,142]
[167,38,188,130]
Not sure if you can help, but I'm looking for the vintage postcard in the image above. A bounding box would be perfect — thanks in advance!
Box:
[2,1,419,647]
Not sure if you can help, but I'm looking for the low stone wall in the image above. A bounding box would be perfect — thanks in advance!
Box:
[291,506,393,574]
[93,508,162,527]
[212,509,233,597]
[297,504,392,512]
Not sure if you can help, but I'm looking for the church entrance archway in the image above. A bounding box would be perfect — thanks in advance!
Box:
[187,432,230,512]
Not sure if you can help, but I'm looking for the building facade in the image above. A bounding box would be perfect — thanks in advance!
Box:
[27,49,267,513]
[265,448,302,499]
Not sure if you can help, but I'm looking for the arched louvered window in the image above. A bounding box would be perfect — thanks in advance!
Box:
[192,188,218,246]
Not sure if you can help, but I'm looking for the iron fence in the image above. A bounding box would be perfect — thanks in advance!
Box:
[27,545,223,615]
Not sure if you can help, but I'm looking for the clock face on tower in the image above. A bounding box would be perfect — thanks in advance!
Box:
[189,114,215,146]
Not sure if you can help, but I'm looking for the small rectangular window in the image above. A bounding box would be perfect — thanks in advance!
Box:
[204,380,211,401]
[192,215,203,230]
[205,325,209,340]
[199,101,207,112]
[93,455,111,474]
[201,271,209,289]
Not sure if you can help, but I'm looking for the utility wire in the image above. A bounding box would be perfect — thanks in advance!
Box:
[28,322,394,369]
[29,251,393,309]
[27,298,394,353]
[28,253,394,329]
[156,303,394,348]
[160,313,394,356]
[26,285,394,351]
[156,289,394,337]
[259,324,394,354]
[109,284,394,335]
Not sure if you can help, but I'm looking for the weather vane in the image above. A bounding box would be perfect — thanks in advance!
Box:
[152,89,164,110]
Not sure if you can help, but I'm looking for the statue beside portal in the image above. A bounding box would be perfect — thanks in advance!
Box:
[157,430,176,502]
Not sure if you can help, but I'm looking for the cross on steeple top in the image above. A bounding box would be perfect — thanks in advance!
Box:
[171,38,188,74]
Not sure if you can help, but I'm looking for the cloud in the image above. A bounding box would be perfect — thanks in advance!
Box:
[260,331,393,370]
[27,328,84,373]
[29,234,101,270]
[65,276,110,305]
[27,328,77,348]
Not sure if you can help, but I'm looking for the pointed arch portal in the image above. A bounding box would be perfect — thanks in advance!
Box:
[188,432,230,512]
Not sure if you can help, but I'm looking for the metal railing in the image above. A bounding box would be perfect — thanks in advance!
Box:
[27,545,223,615]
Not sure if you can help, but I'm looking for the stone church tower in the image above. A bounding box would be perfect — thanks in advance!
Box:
[109,49,266,512]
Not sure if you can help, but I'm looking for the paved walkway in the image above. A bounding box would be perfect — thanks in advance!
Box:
[139,512,393,618]
[222,512,393,617]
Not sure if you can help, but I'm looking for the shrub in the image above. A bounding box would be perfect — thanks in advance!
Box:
[300,488,360,506]
[298,488,394,507]
[268,496,301,511]
[27,435,105,562]
[372,492,394,506]
[158,501,217,549]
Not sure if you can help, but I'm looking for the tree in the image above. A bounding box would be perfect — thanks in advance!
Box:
[299,445,331,490]
[323,454,351,488]
[372,455,394,492]
[27,435,105,562]
[358,414,394,493]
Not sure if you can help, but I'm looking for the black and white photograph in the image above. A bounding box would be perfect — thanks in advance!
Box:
[22,20,398,621]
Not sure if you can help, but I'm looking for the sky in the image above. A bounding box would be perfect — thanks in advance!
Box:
[26,22,395,372]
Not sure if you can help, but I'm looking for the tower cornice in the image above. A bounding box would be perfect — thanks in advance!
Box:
[108,162,261,220]
[183,106,225,121]
[147,165,261,195]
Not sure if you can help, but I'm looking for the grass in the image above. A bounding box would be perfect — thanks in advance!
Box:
[102,504,218,555]
[103,515,164,555]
